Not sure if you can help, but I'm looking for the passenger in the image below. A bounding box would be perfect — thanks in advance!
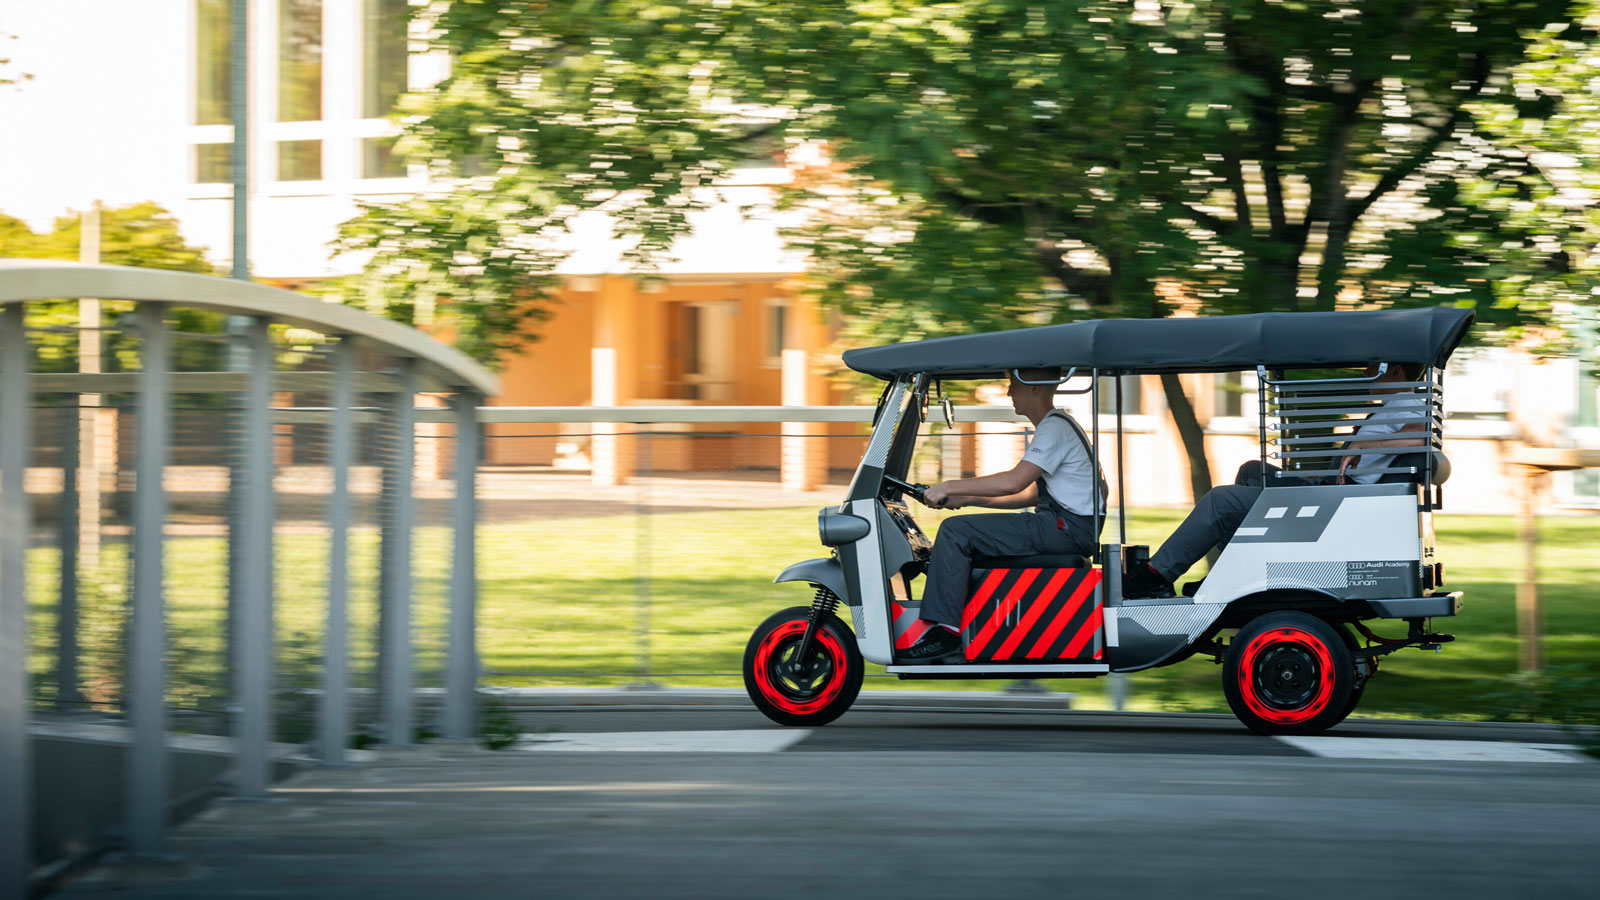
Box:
[1122,361,1428,599]
[901,368,1106,661]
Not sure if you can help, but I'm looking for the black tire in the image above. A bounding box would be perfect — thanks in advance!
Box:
[743,607,864,727]
[1223,611,1354,736]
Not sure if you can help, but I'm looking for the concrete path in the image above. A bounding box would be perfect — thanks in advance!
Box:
[58,710,1598,900]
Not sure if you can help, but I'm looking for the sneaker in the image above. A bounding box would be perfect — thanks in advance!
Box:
[1122,563,1176,600]
[900,625,963,662]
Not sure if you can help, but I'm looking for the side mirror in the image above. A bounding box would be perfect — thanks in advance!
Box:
[941,394,955,429]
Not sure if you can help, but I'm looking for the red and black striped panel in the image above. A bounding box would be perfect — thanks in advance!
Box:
[960,567,1103,662]
[890,599,933,650]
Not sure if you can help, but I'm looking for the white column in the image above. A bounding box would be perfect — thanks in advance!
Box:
[78,201,105,570]
[591,347,628,486]
[780,349,825,491]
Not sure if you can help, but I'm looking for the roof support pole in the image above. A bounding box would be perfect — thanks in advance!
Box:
[127,303,171,854]
[319,336,354,763]
[381,359,416,746]
[234,317,274,798]
[1115,377,1126,546]
[442,391,479,740]
[1090,371,1101,563]
[0,304,33,894]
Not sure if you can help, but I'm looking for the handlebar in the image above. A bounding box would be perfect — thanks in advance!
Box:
[882,474,929,504]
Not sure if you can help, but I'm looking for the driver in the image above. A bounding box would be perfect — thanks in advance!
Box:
[900,368,1106,661]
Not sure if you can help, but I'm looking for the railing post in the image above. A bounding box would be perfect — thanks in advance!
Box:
[319,337,354,763]
[443,391,480,738]
[128,302,171,853]
[630,426,656,688]
[234,317,274,798]
[381,359,417,745]
[0,303,34,894]
[57,402,82,709]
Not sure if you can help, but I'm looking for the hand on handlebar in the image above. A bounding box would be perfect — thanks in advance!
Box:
[882,474,931,505]
[923,483,953,509]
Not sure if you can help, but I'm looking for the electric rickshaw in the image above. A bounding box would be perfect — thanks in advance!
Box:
[743,308,1473,735]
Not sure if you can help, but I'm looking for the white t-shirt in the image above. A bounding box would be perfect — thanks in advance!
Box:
[1020,411,1099,516]
[1348,394,1426,484]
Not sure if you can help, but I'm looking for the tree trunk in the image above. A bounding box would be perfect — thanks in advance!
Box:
[1160,373,1213,503]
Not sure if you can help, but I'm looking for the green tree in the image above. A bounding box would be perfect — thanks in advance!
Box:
[343,0,1588,499]
[0,202,221,372]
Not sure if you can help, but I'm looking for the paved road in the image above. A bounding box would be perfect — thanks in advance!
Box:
[61,709,1597,900]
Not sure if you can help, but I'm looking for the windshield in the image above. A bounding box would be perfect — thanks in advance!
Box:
[883,373,928,482]
[845,377,915,502]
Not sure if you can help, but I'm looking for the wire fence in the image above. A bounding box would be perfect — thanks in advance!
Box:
[22,400,1052,742]
[19,321,454,746]
[469,415,1039,687]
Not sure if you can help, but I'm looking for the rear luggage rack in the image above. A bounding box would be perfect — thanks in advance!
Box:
[1257,363,1446,509]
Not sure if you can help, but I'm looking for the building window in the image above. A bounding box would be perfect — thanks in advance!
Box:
[278,139,323,181]
[192,0,232,183]
[195,0,232,126]
[361,0,410,178]
[277,0,323,123]
[764,299,789,367]
[362,135,407,179]
[1096,375,1142,416]
[363,0,407,117]
[272,0,323,183]
[681,304,703,376]
[195,142,232,184]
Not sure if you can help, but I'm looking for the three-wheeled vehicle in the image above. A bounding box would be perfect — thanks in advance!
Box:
[743,308,1473,735]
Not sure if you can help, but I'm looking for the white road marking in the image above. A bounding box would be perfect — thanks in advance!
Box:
[1265,507,1287,519]
[1236,527,1269,536]
[1296,505,1320,517]
[520,729,813,753]
[1276,736,1585,764]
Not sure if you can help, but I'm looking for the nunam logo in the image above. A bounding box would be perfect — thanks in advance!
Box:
[1229,488,1342,544]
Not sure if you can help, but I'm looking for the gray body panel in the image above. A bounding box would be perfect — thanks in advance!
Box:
[773,557,850,605]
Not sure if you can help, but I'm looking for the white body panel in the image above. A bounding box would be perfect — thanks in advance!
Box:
[849,497,895,665]
[1195,487,1421,606]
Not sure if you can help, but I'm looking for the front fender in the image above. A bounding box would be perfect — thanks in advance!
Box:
[774,557,851,605]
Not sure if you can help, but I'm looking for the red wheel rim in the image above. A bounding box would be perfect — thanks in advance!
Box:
[1236,626,1335,726]
[753,621,848,716]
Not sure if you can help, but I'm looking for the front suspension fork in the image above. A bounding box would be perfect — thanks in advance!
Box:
[789,586,841,676]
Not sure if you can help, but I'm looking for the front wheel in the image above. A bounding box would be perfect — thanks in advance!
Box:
[1223,612,1354,736]
[744,607,863,727]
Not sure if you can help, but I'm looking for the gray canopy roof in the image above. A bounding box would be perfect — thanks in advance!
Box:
[842,307,1476,379]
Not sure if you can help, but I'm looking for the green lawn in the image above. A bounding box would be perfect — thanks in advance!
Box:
[24,504,1600,723]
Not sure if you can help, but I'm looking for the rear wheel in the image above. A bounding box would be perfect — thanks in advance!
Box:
[1223,612,1353,735]
[744,607,863,727]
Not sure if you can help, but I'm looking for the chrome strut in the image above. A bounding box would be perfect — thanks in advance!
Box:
[790,586,841,677]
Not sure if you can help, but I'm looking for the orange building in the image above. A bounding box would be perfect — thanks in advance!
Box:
[484,274,860,484]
